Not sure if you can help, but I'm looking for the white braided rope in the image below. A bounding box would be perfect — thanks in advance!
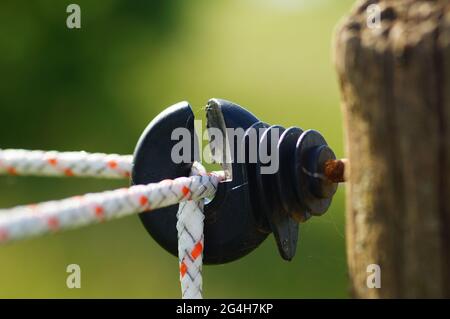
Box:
[177,162,207,299]
[0,172,224,244]
[0,149,132,179]
[0,148,221,298]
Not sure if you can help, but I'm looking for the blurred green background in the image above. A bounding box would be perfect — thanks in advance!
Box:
[0,0,353,298]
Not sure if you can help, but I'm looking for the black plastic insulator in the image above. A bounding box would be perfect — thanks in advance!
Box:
[238,123,337,260]
[132,98,338,265]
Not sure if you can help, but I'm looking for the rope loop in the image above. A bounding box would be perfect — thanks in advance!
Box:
[0,148,225,299]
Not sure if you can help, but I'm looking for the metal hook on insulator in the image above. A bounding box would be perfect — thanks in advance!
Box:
[132,98,343,264]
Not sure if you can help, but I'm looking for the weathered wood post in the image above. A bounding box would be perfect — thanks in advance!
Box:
[334,0,450,298]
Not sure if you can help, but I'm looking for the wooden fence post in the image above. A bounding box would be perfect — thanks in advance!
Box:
[334,0,450,298]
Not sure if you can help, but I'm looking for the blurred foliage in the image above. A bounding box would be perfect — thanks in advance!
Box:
[0,0,354,297]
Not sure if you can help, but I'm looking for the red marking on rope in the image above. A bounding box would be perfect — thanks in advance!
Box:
[108,160,118,169]
[7,167,17,175]
[0,229,9,242]
[95,206,104,220]
[139,196,148,207]
[47,217,59,231]
[182,186,190,198]
[47,158,58,166]
[180,261,187,278]
[191,242,203,260]
[64,168,74,177]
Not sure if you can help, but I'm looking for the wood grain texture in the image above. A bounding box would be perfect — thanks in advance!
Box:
[334,0,450,298]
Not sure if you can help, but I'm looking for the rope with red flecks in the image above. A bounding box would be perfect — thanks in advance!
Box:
[0,149,225,299]
[177,162,207,299]
[0,149,133,179]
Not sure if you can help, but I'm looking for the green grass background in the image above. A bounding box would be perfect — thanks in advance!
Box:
[0,0,354,298]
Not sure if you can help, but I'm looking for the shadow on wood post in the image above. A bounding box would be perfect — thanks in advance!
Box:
[334,0,450,298]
